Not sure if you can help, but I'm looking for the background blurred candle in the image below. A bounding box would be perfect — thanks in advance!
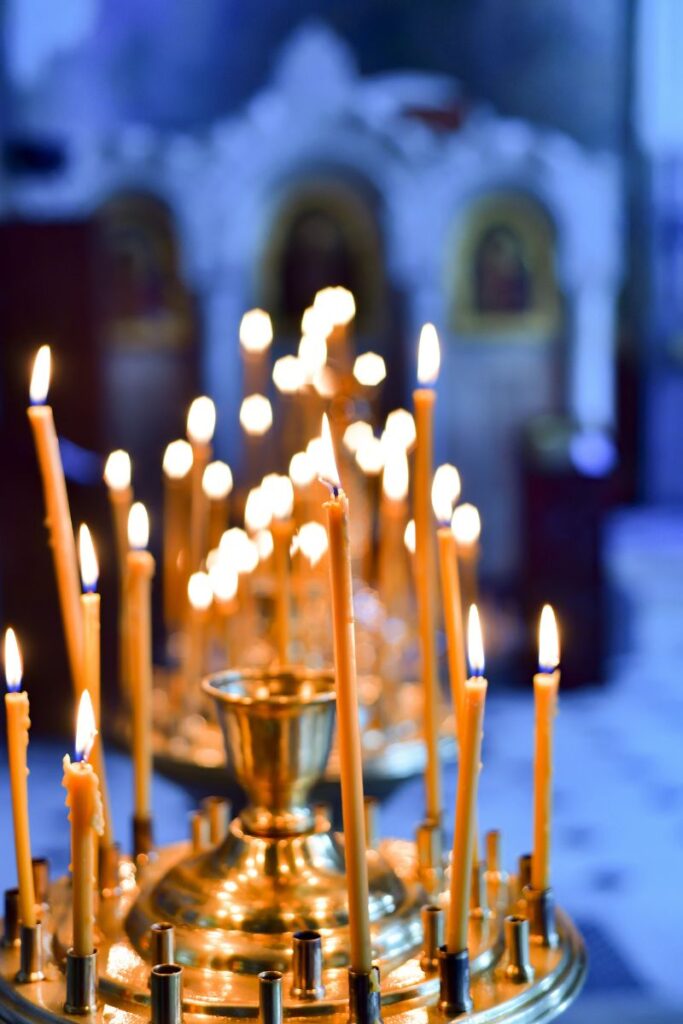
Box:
[126,503,155,824]
[202,460,233,551]
[433,466,466,738]
[378,444,410,615]
[185,571,212,691]
[320,415,372,974]
[104,449,133,701]
[26,345,83,692]
[268,476,295,665]
[239,394,273,486]
[240,308,273,396]
[532,605,561,892]
[62,691,104,956]
[3,629,37,927]
[162,439,193,628]
[78,525,114,848]
[451,503,481,618]
[413,323,442,823]
[447,605,488,953]
[186,396,216,571]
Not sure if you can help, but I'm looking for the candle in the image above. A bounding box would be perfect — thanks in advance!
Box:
[268,476,295,665]
[377,445,410,615]
[27,345,83,691]
[432,466,466,736]
[162,439,193,628]
[319,414,372,975]
[104,450,133,702]
[187,396,216,571]
[446,605,488,953]
[239,394,273,486]
[3,629,37,927]
[353,352,386,389]
[413,323,442,822]
[185,572,212,690]
[289,450,317,525]
[78,525,114,848]
[240,309,273,396]
[62,691,104,957]
[202,461,233,552]
[126,503,156,821]
[355,435,384,582]
[531,605,561,892]
[451,503,481,617]
[208,559,239,659]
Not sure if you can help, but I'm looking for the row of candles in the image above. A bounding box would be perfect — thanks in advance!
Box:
[4,320,560,995]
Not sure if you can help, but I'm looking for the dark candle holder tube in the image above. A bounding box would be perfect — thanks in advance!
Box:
[151,923,175,967]
[523,886,558,949]
[133,814,154,859]
[347,965,383,1024]
[201,797,231,844]
[2,889,19,947]
[291,930,325,999]
[258,970,283,1024]
[64,948,98,1014]
[16,921,45,983]
[189,810,210,853]
[419,905,444,973]
[501,915,534,983]
[31,857,50,906]
[98,843,120,895]
[438,946,472,1016]
[151,963,183,1024]
[518,853,532,894]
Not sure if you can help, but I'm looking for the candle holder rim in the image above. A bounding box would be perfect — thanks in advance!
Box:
[202,666,336,708]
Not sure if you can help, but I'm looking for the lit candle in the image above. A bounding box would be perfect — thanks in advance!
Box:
[377,444,410,614]
[162,439,193,628]
[185,571,212,690]
[353,352,386,390]
[240,309,273,396]
[78,525,114,848]
[103,450,132,577]
[355,434,384,582]
[126,503,155,822]
[413,323,442,822]
[62,691,104,957]
[26,345,83,691]
[267,476,295,665]
[202,460,233,551]
[451,503,481,617]
[209,558,239,658]
[531,605,560,892]
[319,414,372,974]
[446,606,488,953]
[186,396,216,571]
[239,394,273,485]
[433,465,466,737]
[289,449,317,524]
[3,629,37,927]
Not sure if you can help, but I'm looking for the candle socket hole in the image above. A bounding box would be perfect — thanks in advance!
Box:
[64,948,98,1014]
[15,922,45,983]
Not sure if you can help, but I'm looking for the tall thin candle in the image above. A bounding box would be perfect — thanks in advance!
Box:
[187,397,216,571]
[127,503,155,822]
[320,414,372,974]
[162,440,193,628]
[3,629,36,927]
[531,605,561,892]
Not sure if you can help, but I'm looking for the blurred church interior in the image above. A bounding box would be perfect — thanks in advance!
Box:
[0,1,682,1019]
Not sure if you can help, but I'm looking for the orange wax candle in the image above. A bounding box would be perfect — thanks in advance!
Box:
[320,415,372,975]
[413,323,442,822]
[3,629,37,927]
[185,572,212,689]
[127,504,156,820]
[162,440,193,628]
[377,447,410,614]
[437,528,467,739]
[447,606,488,953]
[78,525,114,850]
[240,309,273,396]
[532,605,561,892]
[26,346,83,692]
[187,397,216,571]
[451,504,481,620]
[203,461,233,553]
[62,691,104,957]
[271,519,293,664]
[104,450,133,699]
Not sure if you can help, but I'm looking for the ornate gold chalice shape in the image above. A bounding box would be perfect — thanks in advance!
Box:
[126,667,424,976]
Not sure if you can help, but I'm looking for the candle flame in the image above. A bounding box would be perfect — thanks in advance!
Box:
[4,628,23,692]
[467,604,485,677]
[538,604,560,672]
[343,420,373,455]
[273,355,305,394]
[319,414,341,492]
[312,366,337,399]
[417,323,440,386]
[451,503,481,546]
[382,448,409,501]
[244,486,272,533]
[301,304,333,338]
[202,461,233,501]
[298,333,327,377]
[289,450,315,488]
[256,529,274,562]
[353,352,386,388]
[78,524,99,592]
[220,528,254,572]
[163,439,193,479]
[431,463,462,524]
[355,435,384,477]
[404,519,416,555]
[128,501,149,550]
[188,571,213,612]
[209,560,239,603]
[186,396,216,445]
[296,521,328,568]
[239,394,273,436]
[270,475,295,520]
[103,449,131,491]
[314,286,355,326]
[75,690,97,763]
[239,309,273,354]
[29,345,51,405]
[385,408,416,451]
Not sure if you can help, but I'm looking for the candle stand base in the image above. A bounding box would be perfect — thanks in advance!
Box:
[348,966,383,1024]
[438,947,472,1017]
[15,923,44,984]
[522,886,559,949]
[64,948,98,1014]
